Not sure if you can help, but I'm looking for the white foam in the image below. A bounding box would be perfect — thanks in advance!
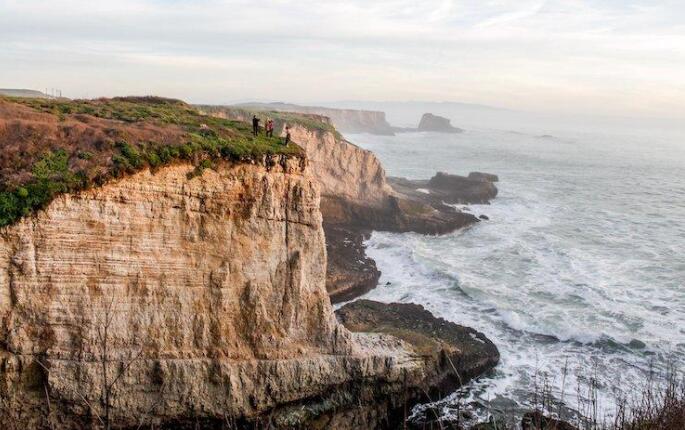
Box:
[351,128,685,424]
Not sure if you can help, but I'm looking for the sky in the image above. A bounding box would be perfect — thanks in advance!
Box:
[1,0,684,120]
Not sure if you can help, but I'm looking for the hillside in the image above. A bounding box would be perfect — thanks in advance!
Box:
[0,96,301,227]
[0,89,51,99]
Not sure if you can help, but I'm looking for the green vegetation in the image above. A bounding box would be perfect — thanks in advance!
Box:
[0,96,303,228]
[0,149,83,226]
[196,105,344,140]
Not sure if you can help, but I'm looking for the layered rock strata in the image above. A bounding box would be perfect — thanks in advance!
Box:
[0,159,498,429]
[201,106,480,302]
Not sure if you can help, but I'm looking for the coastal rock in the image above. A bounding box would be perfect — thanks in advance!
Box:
[324,225,380,304]
[0,159,498,429]
[417,113,463,133]
[468,172,499,183]
[337,300,500,393]
[390,171,499,207]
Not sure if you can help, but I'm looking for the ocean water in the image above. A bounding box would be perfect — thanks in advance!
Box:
[346,128,685,424]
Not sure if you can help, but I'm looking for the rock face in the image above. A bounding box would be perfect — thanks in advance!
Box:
[0,159,497,429]
[202,107,480,302]
[312,108,395,136]
[336,300,500,407]
[324,226,381,304]
[417,113,463,133]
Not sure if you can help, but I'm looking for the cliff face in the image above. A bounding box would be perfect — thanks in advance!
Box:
[201,107,480,301]
[287,124,392,206]
[0,158,349,427]
[310,108,395,136]
[0,158,497,429]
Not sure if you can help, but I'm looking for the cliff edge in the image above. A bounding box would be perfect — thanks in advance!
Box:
[0,98,499,429]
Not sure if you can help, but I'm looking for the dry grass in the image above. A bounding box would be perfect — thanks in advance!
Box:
[0,96,302,227]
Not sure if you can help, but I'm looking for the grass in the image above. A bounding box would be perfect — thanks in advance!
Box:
[196,104,344,140]
[0,96,303,228]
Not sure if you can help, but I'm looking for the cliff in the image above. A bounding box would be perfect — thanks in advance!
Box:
[0,159,498,429]
[231,102,396,135]
[417,113,463,133]
[199,106,479,302]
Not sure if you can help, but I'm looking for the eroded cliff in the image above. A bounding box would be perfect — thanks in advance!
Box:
[0,157,347,426]
[0,158,497,429]
[199,106,481,302]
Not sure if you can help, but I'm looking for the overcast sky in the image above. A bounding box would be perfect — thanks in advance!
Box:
[1,0,684,119]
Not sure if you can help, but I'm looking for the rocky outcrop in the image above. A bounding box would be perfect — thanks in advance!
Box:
[417,113,463,133]
[337,301,499,390]
[390,171,499,207]
[337,300,500,428]
[310,108,395,136]
[324,225,381,304]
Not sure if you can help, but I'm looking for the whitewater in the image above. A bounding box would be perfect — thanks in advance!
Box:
[346,127,685,423]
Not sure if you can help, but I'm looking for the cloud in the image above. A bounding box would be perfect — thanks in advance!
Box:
[0,0,684,119]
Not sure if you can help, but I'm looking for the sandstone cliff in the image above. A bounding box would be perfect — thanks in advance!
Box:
[0,158,498,429]
[199,106,480,302]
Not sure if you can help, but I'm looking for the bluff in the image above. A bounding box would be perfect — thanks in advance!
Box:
[199,106,479,302]
[0,159,499,429]
[0,97,499,429]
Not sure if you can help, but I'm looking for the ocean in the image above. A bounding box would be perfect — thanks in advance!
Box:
[346,126,685,424]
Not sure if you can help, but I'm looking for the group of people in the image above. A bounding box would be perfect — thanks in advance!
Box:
[252,115,290,145]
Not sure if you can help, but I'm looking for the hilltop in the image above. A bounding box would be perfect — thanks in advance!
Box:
[0,96,301,227]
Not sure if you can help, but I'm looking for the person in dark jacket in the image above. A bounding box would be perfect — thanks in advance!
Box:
[252,115,260,136]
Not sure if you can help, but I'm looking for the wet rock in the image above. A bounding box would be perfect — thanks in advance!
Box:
[468,172,499,183]
[479,215,490,221]
[628,339,647,349]
[325,225,381,304]
[337,300,500,393]
[390,171,498,207]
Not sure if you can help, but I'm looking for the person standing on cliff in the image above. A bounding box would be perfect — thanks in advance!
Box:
[252,115,260,136]
[284,126,291,146]
[266,119,274,137]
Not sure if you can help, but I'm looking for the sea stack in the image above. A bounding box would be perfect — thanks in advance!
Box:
[417,113,463,133]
